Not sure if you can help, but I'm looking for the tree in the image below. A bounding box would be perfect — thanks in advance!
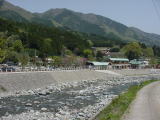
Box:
[143,47,154,58]
[150,57,157,66]
[5,51,18,63]
[40,38,52,56]
[96,51,104,61]
[83,49,93,58]
[0,49,6,63]
[0,38,7,63]
[87,40,94,47]
[61,55,76,67]
[52,56,62,67]
[123,42,142,60]
[65,49,73,56]
[110,47,120,52]
[12,40,24,52]
[139,42,147,49]
[153,45,160,57]
[157,57,160,64]
[17,52,29,69]
[74,56,86,66]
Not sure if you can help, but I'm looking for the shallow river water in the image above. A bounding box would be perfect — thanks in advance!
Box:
[0,79,138,118]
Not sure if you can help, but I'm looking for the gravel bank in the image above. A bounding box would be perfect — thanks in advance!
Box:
[0,70,114,94]
[112,69,160,76]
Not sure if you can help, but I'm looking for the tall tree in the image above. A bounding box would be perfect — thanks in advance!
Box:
[0,38,7,63]
[123,42,142,60]
[143,47,154,58]
[17,52,29,69]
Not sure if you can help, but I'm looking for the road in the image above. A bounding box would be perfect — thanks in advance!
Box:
[123,81,160,120]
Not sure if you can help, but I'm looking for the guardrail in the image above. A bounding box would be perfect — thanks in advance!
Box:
[0,66,157,73]
[0,66,112,73]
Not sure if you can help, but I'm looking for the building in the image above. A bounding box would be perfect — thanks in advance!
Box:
[92,47,110,56]
[86,61,111,69]
[106,52,125,58]
[130,59,149,69]
[109,58,130,69]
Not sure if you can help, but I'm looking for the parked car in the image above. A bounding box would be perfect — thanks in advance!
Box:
[5,61,18,66]
[2,67,16,72]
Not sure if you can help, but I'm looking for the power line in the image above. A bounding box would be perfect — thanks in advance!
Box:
[152,0,160,21]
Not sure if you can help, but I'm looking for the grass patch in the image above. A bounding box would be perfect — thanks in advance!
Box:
[0,85,7,92]
[94,80,158,120]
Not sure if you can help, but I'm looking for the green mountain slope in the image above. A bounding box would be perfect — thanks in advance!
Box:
[0,0,33,21]
[1,0,160,46]
[39,9,160,46]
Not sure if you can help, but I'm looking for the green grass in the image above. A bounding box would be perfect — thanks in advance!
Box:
[94,80,158,120]
[0,85,7,92]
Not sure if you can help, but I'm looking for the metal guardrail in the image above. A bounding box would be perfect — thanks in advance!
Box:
[0,66,112,73]
[0,66,158,73]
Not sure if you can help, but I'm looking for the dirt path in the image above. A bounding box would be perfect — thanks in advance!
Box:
[123,81,160,120]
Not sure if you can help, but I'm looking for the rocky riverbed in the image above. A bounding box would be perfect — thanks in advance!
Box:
[0,74,160,120]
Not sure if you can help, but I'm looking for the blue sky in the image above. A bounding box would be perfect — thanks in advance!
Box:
[6,0,160,34]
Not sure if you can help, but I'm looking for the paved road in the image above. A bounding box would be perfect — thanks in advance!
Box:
[123,81,160,120]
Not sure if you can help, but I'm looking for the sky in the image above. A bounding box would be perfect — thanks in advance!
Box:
[6,0,160,35]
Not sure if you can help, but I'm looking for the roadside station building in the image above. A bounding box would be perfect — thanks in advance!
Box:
[130,59,149,69]
[86,61,111,69]
[109,58,130,69]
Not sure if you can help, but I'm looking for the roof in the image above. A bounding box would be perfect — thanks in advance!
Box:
[88,61,110,66]
[109,58,129,62]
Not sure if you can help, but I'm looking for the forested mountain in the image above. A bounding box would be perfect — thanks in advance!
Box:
[0,0,160,46]
[0,17,91,57]
[34,9,160,46]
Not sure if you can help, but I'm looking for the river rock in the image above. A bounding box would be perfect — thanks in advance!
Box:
[34,101,40,104]
[35,111,40,116]
[25,103,32,107]
[78,112,85,117]
[30,110,34,113]
[41,107,47,111]
[28,90,34,94]
[55,113,62,118]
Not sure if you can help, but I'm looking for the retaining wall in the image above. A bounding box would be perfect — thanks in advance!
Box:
[0,70,112,92]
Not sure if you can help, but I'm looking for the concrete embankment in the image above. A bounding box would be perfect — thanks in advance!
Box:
[0,70,114,93]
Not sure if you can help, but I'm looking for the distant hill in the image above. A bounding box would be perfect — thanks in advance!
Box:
[0,0,33,22]
[0,0,160,46]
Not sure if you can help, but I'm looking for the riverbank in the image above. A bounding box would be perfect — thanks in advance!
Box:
[0,70,115,95]
[0,69,160,120]
[93,80,158,120]
[0,69,159,95]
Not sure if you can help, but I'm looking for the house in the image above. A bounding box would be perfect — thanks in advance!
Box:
[130,59,149,69]
[92,47,110,56]
[106,52,125,58]
[86,61,111,69]
[109,58,130,69]
[139,59,149,66]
